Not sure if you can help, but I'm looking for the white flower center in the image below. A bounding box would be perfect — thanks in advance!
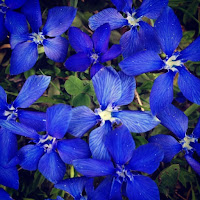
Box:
[30,32,45,45]
[181,135,197,151]
[127,13,140,27]
[164,55,182,71]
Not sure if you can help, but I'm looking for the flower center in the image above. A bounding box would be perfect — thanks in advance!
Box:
[90,53,99,64]
[29,32,45,45]
[38,135,57,153]
[164,55,182,71]
[116,164,133,183]
[180,135,197,151]
[126,12,140,27]
[3,105,18,120]
[0,3,8,14]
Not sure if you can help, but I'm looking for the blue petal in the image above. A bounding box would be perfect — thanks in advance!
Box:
[0,165,19,189]
[0,86,7,111]
[5,10,29,35]
[64,52,91,72]
[149,134,182,162]
[177,66,200,105]
[92,23,111,54]
[5,0,26,9]
[120,28,143,59]
[0,129,17,166]
[192,142,200,156]
[178,36,200,62]
[38,151,66,183]
[10,33,29,49]
[90,63,104,78]
[157,104,188,139]
[105,125,135,165]
[185,155,200,176]
[21,0,42,32]
[89,8,128,31]
[193,117,200,138]
[68,106,98,137]
[89,121,112,160]
[150,70,176,115]
[17,144,44,171]
[126,175,160,200]
[154,6,182,57]
[119,50,164,76]
[115,71,136,106]
[114,110,160,133]
[18,110,46,132]
[10,42,38,75]
[43,6,77,37]
[57,138,91,164]
[0,120,39,139]
[73,158,115,177]
[109,178,123,200]
[46,104,72,139]
[55,177,91,198]
[128,143,163,174]
[111,0,127,11]
[92,66,121,110]
[68,27,93,54]
[135,0,168,19]
[13,75,50,108]
[0,188,12,200]
[100,44,121,63]
[0,13,7,41]
[43,37,68,62]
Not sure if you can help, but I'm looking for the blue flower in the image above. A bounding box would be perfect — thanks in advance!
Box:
[119,6,200,115]
[88,0,168,58]
[67,67,160,160]
[0,188,12,200]
[64,23,121,77]
[73,125,164,200]
[7,5,77,75]
[149,104,200,175]
[16,104,91,184]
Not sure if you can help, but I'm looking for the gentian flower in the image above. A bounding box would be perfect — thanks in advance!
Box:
[7,5,77,75]
[149,104,200,175]
[0,188,12,200]
[119,6,200,115]
[88,0,168,58]
[16,104,91,183]
[64,23,121,77]
[73,125,164,200]
[68,67,160,160]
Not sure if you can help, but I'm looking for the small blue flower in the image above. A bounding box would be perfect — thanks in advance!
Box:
[88,0,168,58]
[73,125,164,200]
[64,23,121,77]
[67,67,160,160]
[119,6,200,115]
[149,104,200,175]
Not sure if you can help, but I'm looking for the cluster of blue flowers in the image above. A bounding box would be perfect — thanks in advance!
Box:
[0,0,200,199]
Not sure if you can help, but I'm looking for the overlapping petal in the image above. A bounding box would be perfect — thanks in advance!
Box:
[5,0,26,9]
[90,63,104,78]
[10,34,29,49]
[0,86,7,111]
[185,155,200,176]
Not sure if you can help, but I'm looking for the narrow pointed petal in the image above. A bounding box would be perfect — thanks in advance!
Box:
[149,134,182,162]
[119,50,164,76]
[64,52,91,72]
[5,0,26,9]
[128,143,163,174]
[0,86,7,111]
[105,125,135,165]
[193,117,200,138]
[135,0,168,19]
[57,138,91,164]
[73,158,115,177]
[89,122,112,160]
[185,155,200,176]
[10,42,38,75]
[115,71,136,106]
[17,145,44,171]
[43,37,68,62]
[114,110,160,133]
[157,104,188,139]
[150,70,176,115]
[92,67,121,110]
[90,63,104,78]
[68,106,98,137]
[18,110,46,132]
[154,6,182,57]
[89,8,128,31]
[13,75,50,108]
[126,175,160,200]
[68,27,93,53]
[177,66,200,105]
[47,104,72,139]
[0,120,39,139]
[43,6,77,37]
[0,13,7,41]
[92,23,111,54]
[178,36,200,62]
[0,188,12,200]
[38,151,66,183]
[21,0,42,32]
[0,165,19,189]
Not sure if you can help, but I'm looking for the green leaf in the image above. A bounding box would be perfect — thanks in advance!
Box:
[73,93,90,107]
[64,76,84,95]
[35,96,65,104]
[70,0,78,7]
[83,81,95,96]
[48,79,60,97]
[179,169,196,188]
[132,135,148,148]
[24,68,36,79]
